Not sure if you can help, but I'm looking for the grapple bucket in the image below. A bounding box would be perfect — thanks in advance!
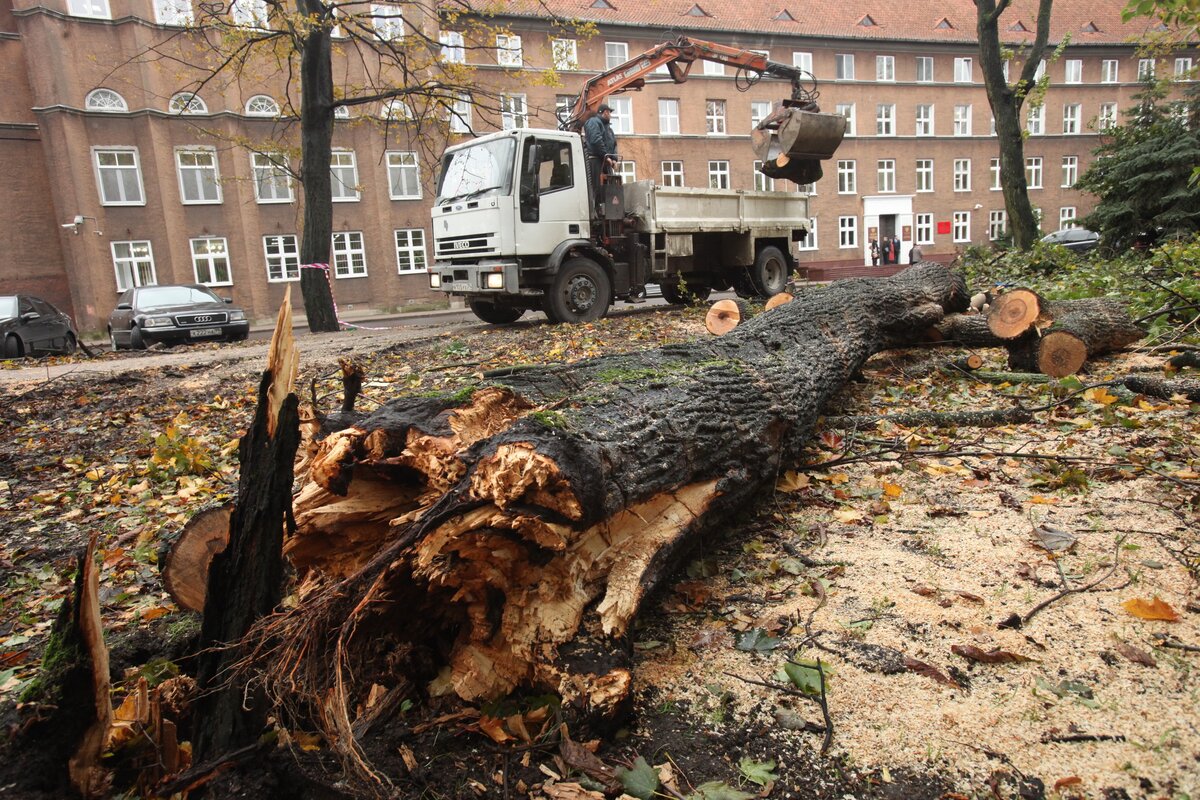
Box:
[752,103,847,185]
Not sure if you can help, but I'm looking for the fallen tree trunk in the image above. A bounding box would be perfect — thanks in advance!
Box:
[1006,302,1145,377]
[1122,376,1200,402]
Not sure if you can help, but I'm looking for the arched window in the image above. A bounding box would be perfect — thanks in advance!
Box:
[169,92,207,114]
[245,95,280,116]
[334,105,350,119]
[85,88,128,112]
[381,99,411,121]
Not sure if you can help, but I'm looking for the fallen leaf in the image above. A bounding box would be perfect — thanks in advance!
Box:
[478,714,515,744]
[1032,523,1077,553]
[911,585,939,597]
[954,590,985,604]
[1122,596,1181,622]
[1084,386,1119,405]
[777,470,810,492]
[951,644,1036,664]
[832,507,864,524]
[1115,642,1157,667]
[616,756,659,799]
[882,482,903,498]
[1053,776,1083,791]
[541,782,605,800]
[1028,495,1059,505]
[738,756,778,786]
[734,628,781,653]
[903,656,960,687]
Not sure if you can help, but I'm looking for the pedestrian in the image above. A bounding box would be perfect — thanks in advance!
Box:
[870,239,879,266]
[583,103,618,207]
[891,236,901,264]
[910,243,923,264]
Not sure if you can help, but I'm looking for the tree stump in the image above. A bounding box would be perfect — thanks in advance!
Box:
[765,292,794,311]
[987,288,1043,338]
[705,298,753,335]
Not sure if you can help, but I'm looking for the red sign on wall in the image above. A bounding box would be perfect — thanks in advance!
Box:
[936,220,952,235]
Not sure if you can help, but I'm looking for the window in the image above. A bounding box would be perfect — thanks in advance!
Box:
[876,55,895,82]
[332,231,367,278]
[1064,59,1082,83]
[1175,57,1193,78]
[750,100,771,130]
[708,160,730,189]
[876,103,895,136]
[659,99,680,134]
[169,92,206,114]
[251,152,292,203]
[915,56,934,82]
[989,114,996,135]
[706,99,727,135]
[793,51,813,75]
[915,213,933,244]
[330,150,359,201]
[605,42,628,69]
[246,95,279,116]
[952,211,970,243]
[176,148,221,204]
[1002,61,1010,81]
[661,161,684,187]
[334,105,349,119]
[1138,58,1155,80]
[68,0,110,18]
[440,31,465,63]
[386,151,420,199]
[1034,59,1046,81]
[85,89,127,112]
[877,159,895,192]
[1025,156,1043,189]
[837,160,856,194]
[448,94,472,133]
[551,38,578,70]
[915,104,934,136]
[753,161,775,192]
[154,0,192,25]
[609,97,632,134]
[614,161,636,182]
[94,148,144,206]
[555,95,573,121]
[797,218,817,250]
[915,159,933,192]
[395,229,426,272]
[372,3,403,39]
[836,54,854,80]
[990,157,1001,190]
[988,210,1007,241]
[111,241,156,291]
[954,57,972,82]
[795,181,816,195]
[1061,156,1078,188]
[838,216,857,248]
[231,0,267,26]
[264,235,299,282]
[501,94,528,129]
[836,103,856,136]
[953,158,971,191]
[1063,103,1081,134]
[1098,102,1118,130]
[703,59,725,76]
[190,238,231,286]
[381,98,411,121]
[1102,59,1119,83]
[1026,103,1044,135]
[1059,207,1077,228]
[496,34,522,67]
[953,104,972,136]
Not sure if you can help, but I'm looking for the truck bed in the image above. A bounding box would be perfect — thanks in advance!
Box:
[623,181,810,234]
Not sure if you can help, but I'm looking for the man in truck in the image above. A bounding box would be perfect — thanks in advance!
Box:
[583,103,619,206]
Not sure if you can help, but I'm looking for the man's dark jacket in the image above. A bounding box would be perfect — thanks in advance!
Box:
[583,114,618,160]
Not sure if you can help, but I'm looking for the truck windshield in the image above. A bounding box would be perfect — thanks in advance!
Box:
[436,138,516,204]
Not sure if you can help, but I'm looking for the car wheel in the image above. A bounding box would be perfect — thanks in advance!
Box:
[543,257,612,324]
[2,335,22,359]
[751,246,789,298]
[64,333,77,356]
[469,300,524,324]
[129,325,146,350]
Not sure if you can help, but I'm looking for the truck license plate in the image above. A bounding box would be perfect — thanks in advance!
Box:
[451,282,470,292]
[189,327,222,338]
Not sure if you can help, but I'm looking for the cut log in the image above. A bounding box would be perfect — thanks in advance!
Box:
[765,292,794,311]
[930,313,1008,348]
[160,503,232,613]
[705,298,753,335]
[1007,302,1145,378]
[1122,376,1200,402]
[988,288,1043,338]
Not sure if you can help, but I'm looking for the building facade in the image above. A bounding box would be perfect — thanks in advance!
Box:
[0,0,1189,331]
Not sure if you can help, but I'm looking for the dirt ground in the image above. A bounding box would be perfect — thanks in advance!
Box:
[0,304,1196,800]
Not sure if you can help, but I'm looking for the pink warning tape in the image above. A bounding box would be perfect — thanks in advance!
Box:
[298,263,395,331]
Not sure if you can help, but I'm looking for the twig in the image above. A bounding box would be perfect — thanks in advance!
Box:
[1041,732,1126,744]
[1018,536,1128,627]
[1152,635,1200,653]
[816,658,833,756]
[723,672,829,739]
[1132,302,1200,326]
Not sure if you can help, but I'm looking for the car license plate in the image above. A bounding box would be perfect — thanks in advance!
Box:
[189,327,222,338]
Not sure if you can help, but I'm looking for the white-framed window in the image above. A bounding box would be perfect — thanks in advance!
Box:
[496,34,523,67]
[1026,103,1045,135]
[988,210,1007,241]
[793,51,813,75]
[1059,206,1077,228]
[915,159,933,192]
[703,59,725,76]
[838,215,857,248]
[836,103,856,136]
[876,159,895,193]
[708,160,730,189]
[1098,102,1118,130]
[386,151,420,199]
[94,147,145,206]
[953,158,971,191]
[231,0,267,27]
[797,217,817,250]
[795,180,816,195]
[448,94,472,133]
[175,148,221,204]
[876,55,895,82]
[609,97,632,134]
[262,235,299,282]
[876,103,895,136]
[154,0,192,26]
[334,105,350,119]
[1002,60,1011,82]
[381,98,412,122]
[753,161,775,192]
[1064,59,1082,84]
[1034,59,1047,81]
[659,98,680,134]
[915,56,934,82]
[68,0,110,18]
[190,237,231,286]
[1063,103,1081,134]
[750,100,772,130]
[1175,57,1193,78]
[1138,58,1156,80]
[372,3,404,40]
[1102,59,1119,83]
[953,104,972,135]
[989,114,997,135]
[605,41,628,69]
[169,92,206,114]
[330,150,359,201]
[954,57,972,82]
[1033,206,1044,225]
[395,228,426,272]
[835,53,854,80]
[551,38,577,70]
[251,152,292,203]
[501,94,528,129]
[555,94,573,121]
[440,31,465,63]
[332,231,367,278]
[661,160,684,187]
[837,159,856,194]
[111,241,156,291]
[245,95,280,116]
[1062,156,1078,188]
[1026,156,1043,189]
[952,211,970,243]
[706,99,727,135]
[85,88,127,112]
[614,161,636,183]
[915,104,934,136]
[915,213,933,244]
[990,157,1002,190]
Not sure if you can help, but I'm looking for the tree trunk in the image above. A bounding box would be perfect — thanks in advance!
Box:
[1006,301,1145,376]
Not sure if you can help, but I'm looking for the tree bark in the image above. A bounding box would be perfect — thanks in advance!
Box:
[999,298,1145,377]
[1122,376,1200,402]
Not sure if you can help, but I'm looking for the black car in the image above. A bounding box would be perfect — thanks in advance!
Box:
[1,294,78,358]
[107,285,250,350]
[1040,228,1100,253]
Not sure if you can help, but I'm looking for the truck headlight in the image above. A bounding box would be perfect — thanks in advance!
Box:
[143,316,173,327]
[485,273,505,289]
[429,273,441,288]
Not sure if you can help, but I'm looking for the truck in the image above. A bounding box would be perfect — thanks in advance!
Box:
[426,36,847,324]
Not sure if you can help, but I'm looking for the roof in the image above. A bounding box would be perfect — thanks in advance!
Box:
[495,0,1174,46]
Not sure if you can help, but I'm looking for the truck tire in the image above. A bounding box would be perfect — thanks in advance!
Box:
[661,282,712,306]
[543,257,611,323]
[732,269,758,299]
[469,299,524,324]
[751,246,789,298]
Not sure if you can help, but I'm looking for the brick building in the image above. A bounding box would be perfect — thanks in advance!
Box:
[0,0,1188,331]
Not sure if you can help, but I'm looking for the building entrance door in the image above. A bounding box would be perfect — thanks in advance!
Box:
[862,195,914,268]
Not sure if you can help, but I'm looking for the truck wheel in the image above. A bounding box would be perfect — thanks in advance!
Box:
[751,246,789,298]
[543,257,611,323]
[661,282,712,306]
[732,269,758,299]
[469,300,524,324]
